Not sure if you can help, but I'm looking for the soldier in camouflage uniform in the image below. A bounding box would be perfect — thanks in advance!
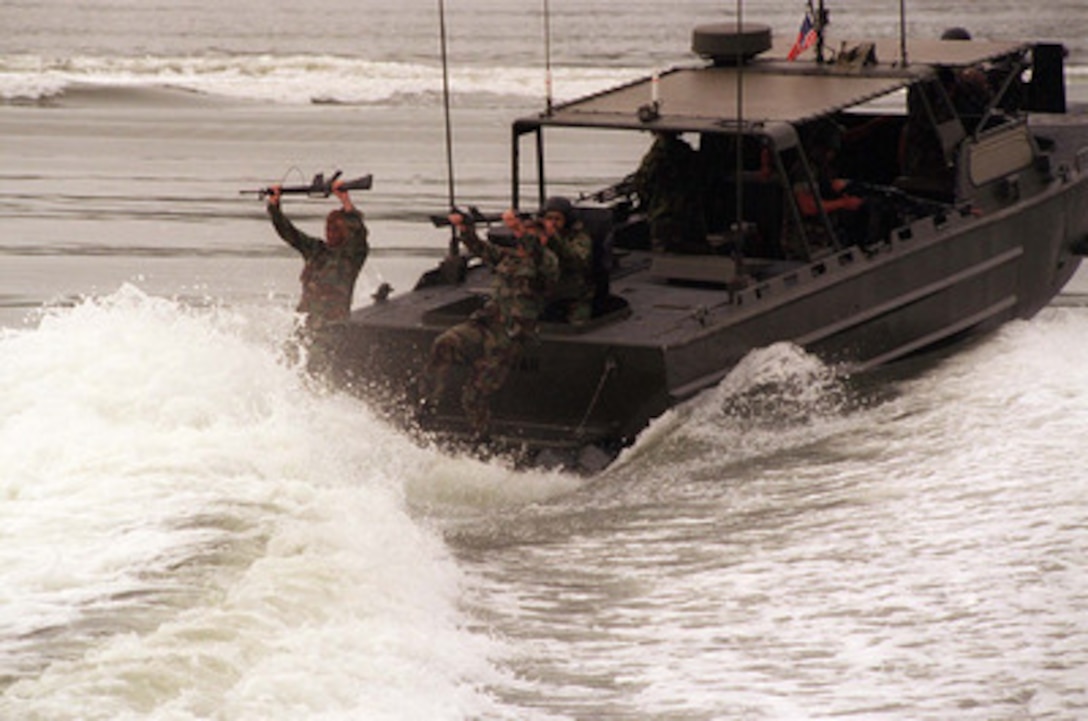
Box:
[420,209,560,441]
[634,131,708,254]
[540,196,595,325]
[267,180,369,374]
[791,121,871,251]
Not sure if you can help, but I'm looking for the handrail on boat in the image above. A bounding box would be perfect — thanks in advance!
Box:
[1076,145,1088,174]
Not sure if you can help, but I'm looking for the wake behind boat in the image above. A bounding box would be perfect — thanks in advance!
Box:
[331,14,1088,473]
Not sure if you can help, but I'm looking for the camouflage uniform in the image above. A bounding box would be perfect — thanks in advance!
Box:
[634,132,708,253]
[548,222,594,324]
[269,204,368,372]
[422,222,559,439]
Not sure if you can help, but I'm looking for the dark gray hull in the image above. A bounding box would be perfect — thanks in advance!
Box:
[336,170,1086,461]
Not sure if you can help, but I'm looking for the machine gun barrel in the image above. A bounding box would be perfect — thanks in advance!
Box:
[240,171,373,199]
[842,179,955,217]
[579,172,637,204]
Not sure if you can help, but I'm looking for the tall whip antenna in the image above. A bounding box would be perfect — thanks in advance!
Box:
[734,0,746,245]
[438,0,458,253]
[899,0,909,66]
[543,0,554,114]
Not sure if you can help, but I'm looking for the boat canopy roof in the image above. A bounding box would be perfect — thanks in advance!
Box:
[515,38,1031,135]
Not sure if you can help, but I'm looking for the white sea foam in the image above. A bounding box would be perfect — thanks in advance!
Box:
[0,285,561,720]
[0,52,645,106]
[612,342,856,477]
[2,48,1085,107]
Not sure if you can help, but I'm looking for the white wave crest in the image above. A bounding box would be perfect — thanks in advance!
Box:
[0,52,646,106]
[612,342,857,476]
[0,285,514,719]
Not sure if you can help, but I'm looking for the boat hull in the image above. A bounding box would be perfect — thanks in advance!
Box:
[335,172,1086,460]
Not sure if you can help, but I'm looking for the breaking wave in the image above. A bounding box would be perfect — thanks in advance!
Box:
[0,52,646,106]
[0,285,582,720]
[609,342,863,481]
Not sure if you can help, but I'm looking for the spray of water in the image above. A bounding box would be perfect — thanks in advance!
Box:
[0,285,553,720]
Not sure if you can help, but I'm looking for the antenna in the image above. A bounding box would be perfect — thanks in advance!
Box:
[438,0,458,253]
[734,0,746,247]
[543,0,554,114]
[899,0,909,66]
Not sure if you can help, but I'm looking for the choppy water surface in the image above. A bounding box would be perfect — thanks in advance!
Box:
[441,330,1088,719]
[3,291,1086,719]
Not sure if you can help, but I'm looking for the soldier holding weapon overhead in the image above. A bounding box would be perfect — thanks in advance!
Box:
[250,171,372,375]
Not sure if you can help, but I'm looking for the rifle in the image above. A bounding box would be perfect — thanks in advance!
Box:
[240,170,373,199]
[429,205,529,228]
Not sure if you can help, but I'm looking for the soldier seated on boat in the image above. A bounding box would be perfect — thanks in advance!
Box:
[418,209,559,442]
[633,130,710,254]
[794,120,891,252]
[539,196,595,324]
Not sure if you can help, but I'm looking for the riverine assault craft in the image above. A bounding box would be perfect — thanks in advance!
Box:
[331,19,1088,472]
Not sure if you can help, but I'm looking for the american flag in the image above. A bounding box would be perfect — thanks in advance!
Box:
[787,8,818,61]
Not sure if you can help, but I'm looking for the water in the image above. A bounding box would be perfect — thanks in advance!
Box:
[2,1,1088,719]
